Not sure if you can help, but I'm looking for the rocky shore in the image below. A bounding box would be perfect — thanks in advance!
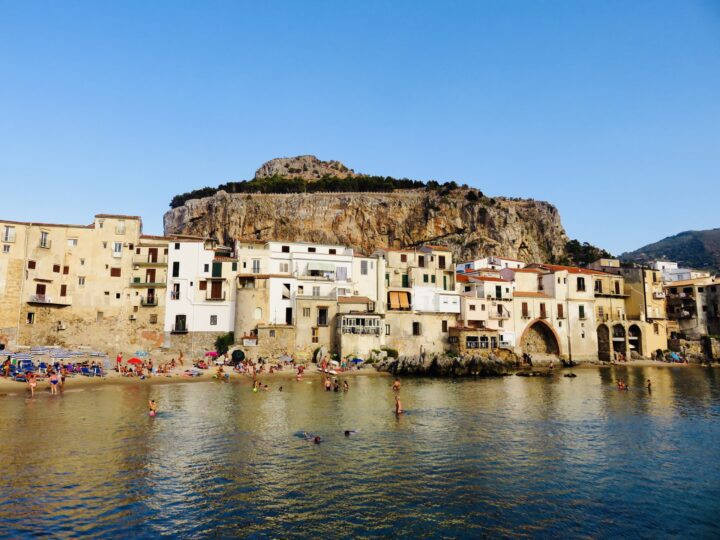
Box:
[375,353,517,377]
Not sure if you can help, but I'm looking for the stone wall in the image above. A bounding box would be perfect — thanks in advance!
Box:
[165,331,227,359]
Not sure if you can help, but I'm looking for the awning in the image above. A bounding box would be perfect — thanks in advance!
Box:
[389,291,401,309]
[399,292,411,309]
[308,262,335,272]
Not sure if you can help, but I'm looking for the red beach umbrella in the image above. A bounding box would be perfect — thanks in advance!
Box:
[205,351,218,357]
[127,357,142,365]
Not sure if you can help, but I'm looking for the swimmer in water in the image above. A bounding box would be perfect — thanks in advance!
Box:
[343,380,349,392]
[303,432,322,444]
[344,430,357,437]
[395,395,403,414]
[391,378,401,391]
[148,399,158,416]
[646,379,652,392]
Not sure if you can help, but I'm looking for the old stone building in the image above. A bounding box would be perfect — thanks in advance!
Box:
[0,215,166,352]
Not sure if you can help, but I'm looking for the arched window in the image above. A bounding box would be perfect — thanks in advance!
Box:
[253,307,262,320]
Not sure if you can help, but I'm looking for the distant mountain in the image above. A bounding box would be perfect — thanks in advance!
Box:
[621,229,720,272]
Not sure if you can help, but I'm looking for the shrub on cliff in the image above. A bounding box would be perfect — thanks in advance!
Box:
[381,347,399,359]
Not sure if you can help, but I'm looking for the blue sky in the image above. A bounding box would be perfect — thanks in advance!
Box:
[1,1,718,254]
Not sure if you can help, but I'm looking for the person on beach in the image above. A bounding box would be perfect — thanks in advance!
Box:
[60,365,68,389]
[392,378,401,391]
[395,395,403,414]
[116,352,123,372]
[27,372,37,397]
[49,370,59,395]
[148,399,158,416]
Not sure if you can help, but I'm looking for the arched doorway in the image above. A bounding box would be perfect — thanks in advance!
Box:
[520,321,560,355]
[612,324,626,355]
[597,324,611,361]
[628,324,642,356]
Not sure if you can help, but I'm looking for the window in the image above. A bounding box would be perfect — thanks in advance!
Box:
[329,249,336,255]
[308,247,316,253]
[2,245,8,253]
[252,259,260,273]
[149,314,158,324]
[269,329,275,337]
[53,264,60,273]
[80,258,85,266]
[113,242,122,254]
[2,226,15,243]
[253,307,262,320]
[102,242,107,249]
[577,277,586,292]
[27,312,35,324]
[63,266,69,275]
[128,244,134,250]
[27,260,36,270]
[386,324,391,335]
[199,281,207,291]
[174,243,180,250]
[204,264,209,272]
[400,254,407,263]
[303,307,311,317]
[172,261,180,277]
[317,307,329,326]
[78,276,85,286]
[431,275,436,284]
[312,286,320,297]
[614,281,621,295]
[442,320,448,332]
[540,303,547,318]
[557,304,564,319]
[311,327,319,343]
[423,274,429,283]
[67,238,78,247]
[98,220,104,229]
[412,322,421,336]
[418,256,425,268]
[481,304,486,311]
[110,268,121,277]
[115,293,121,299]
[595,280,602,293]
[281,245,290,253]
[653,323,659,335]
[232,262,237,271]
[60,285,67,297]
[171,283,180,300]
[40,231,50,248]
[116,221,126,234]
[470,304,476,311]
[280,262,289,273]
[438,256,446,269]
[579,305,586,319]
[210,315,218,326]
[361,260,368,275]
[522,302,529,318]
[96,312,104,322]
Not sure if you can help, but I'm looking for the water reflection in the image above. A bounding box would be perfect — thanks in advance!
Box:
[1,367,719,538]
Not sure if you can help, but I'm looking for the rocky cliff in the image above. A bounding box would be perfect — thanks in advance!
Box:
[255,155,357,180]
[164,188,568,263]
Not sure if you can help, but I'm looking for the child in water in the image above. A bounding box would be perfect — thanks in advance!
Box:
[148,399,158,416]
[395,395,403,414]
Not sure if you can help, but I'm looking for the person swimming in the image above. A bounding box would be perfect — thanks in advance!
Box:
[344,430,358,437]
[303,432,322,444]
[148,399,158,416]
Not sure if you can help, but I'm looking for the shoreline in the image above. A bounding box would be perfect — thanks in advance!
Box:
[1,359,712,398]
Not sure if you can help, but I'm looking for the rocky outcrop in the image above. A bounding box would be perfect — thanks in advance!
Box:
[255,155,357,181]
[164,189,568,263]
[375,353,516,377]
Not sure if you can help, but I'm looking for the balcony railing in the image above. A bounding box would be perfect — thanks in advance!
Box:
[141,297,158,307]
[206,292,227,301]
[341,327,381,335]
[133,256,167,266]
[130,279,166,288]
[28,294,72,306]
[171,324,188,334]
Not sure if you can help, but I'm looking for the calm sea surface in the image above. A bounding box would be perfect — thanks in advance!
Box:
[1,366,719,539]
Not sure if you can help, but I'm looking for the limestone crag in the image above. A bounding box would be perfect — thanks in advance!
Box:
[375,353,516,377]
[164,189,568,263]
[255,155,357,181]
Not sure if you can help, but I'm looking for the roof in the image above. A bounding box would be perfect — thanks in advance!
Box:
[664,277,716,287]
[421,244,453,252]
[513,268,545,274]
[513,291,551,298]
[338,296,372,304]
[94,214,142,220]
[0,219,93,229]
[458,275,508,283]
[536,264,612,276]
[140,234,173,241]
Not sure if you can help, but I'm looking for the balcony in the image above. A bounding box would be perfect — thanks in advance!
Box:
[171,325,188,334]
[28,294,72,306]
[130,278,166,288]
[133,256,167,267]
[206,292,227,301]
[141,297,158,307]
[653,291,666,300]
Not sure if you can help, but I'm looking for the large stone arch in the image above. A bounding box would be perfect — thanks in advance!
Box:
[612,324,627,355]
[597,324,611,361]
[520,320,560,355]
[628,324,642,357]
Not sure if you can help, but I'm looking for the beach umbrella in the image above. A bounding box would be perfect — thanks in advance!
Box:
[351,358,363,364]
[279,354,292,363]
[127,357,142,365]
[205,351,218,357]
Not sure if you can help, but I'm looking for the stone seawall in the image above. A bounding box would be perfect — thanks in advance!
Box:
[375,352,517,377]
